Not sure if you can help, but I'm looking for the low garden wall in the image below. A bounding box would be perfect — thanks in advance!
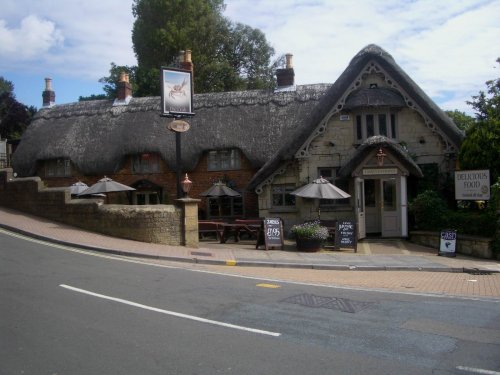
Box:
[0,169,198,247]
[410,230,497,260]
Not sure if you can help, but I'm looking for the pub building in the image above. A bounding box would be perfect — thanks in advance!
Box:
[12,45,463,239]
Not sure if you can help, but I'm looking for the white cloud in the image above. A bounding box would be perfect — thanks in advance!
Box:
[224,0,500,113]
[0,1,136,79]
[0,15,64,59]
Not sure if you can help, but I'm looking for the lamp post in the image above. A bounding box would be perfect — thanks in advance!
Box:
[181,173,193,197]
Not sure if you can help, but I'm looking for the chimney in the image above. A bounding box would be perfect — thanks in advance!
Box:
[42,78,55,107]
[179,49,194,91]
[114,71,132,106]
[276,53,295,88]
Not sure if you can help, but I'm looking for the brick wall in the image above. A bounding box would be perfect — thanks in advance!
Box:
[0,169,193,246]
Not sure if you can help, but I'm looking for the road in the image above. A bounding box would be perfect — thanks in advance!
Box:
[1,231,500,374]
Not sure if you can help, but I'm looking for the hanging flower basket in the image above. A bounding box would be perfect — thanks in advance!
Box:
[290,221,329,252]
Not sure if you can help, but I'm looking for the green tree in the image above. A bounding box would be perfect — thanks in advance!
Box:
[130,0,276,95]
[445,109,475,132]
[0,77,35,139]
[459,58,500,181]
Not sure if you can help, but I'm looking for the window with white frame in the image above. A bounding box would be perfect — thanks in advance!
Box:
[271,184,296,207]
[318,167,350,207]
[45,158,71,177]
[207,149,241,171]
[355,111,397,142]
[132,153,160,174]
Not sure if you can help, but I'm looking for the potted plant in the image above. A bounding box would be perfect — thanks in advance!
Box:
[290,221,330,252]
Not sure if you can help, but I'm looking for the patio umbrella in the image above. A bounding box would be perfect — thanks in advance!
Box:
[78,176,135,196]
[200,181,241,217]
[69,181,88,195]
[290,177,350,219]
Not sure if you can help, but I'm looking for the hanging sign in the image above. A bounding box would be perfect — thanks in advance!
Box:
[256,218,284,250]
[335,220,357,252]
[160,67,194,117]
[168,120,190,132]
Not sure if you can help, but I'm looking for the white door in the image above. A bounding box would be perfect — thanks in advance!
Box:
[381,178,400,237]
[355,178,366,239]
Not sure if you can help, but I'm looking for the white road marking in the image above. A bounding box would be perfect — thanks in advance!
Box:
[456,366,500,374]
[60,284,281,337]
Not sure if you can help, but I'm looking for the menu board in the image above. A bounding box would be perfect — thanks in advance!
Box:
[335,220,357,252]
[256,218,284,250]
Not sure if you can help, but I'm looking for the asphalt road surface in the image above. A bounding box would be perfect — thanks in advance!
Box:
[1,231,499,375]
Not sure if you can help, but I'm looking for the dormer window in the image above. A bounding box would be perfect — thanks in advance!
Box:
[45,158,71,177]
[207,149,241,171]
[132,153,160,174]
[355,111,397,142]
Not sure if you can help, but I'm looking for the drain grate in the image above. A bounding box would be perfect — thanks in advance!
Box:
[465,270,494,275]
[281,293,373,314]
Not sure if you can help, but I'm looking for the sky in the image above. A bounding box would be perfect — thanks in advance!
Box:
[1,0,499,115]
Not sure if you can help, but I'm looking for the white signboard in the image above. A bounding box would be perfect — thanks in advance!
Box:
[161,67,194,117]
[439,230,457,256]
[455,170,490,200]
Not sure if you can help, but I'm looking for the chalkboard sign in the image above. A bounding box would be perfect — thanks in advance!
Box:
[256,218,284,250]
[439,229,457,257]
[335,220,357,252]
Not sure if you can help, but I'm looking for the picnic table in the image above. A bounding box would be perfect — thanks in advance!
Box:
[219,219,263,243]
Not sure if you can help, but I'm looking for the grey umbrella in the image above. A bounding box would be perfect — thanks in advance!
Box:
[200,181,241,198]
[200,182,241,217]
[69,181,89,195]
[290,177,350,219]
[78,176,135,196]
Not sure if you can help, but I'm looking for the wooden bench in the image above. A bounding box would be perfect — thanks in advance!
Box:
[198,220,224,241]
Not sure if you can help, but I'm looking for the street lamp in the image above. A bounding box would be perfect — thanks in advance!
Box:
[181,173,193,197]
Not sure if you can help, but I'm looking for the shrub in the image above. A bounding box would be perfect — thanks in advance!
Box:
[409,190,448,230]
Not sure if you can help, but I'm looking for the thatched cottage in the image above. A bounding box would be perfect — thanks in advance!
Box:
[12,44,463,238]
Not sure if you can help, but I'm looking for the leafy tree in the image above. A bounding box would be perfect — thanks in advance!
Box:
[129,0,276,95]
[445,109,475,132]
[0,77,35,139]
[459,58,500,182]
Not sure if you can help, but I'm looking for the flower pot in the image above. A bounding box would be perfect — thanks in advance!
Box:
[296,237,323,252]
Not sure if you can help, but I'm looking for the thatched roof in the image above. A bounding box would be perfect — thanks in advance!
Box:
[13,84,330,176]
[338,136,423,178]
[343,87,406,110]
[247,44,464,190]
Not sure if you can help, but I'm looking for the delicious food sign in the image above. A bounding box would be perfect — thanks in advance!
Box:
[454,170,490,200]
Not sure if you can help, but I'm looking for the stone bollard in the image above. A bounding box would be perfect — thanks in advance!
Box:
[176,197,201,248]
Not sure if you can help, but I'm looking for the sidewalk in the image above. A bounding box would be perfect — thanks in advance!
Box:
[1,207,499,273]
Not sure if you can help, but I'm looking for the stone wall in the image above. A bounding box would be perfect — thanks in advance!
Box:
[0,169,195,246]
[410,230,497,260]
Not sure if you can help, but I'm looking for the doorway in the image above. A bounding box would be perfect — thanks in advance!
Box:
[360,176,404,237]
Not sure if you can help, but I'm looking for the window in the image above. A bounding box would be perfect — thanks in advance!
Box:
[208,196,243,217]
[207,149,241,171]
[45,159,71,177]
[355,112,397,141]
[272,184,296,207]
[318,167,350,207]
[132,153,160,174]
